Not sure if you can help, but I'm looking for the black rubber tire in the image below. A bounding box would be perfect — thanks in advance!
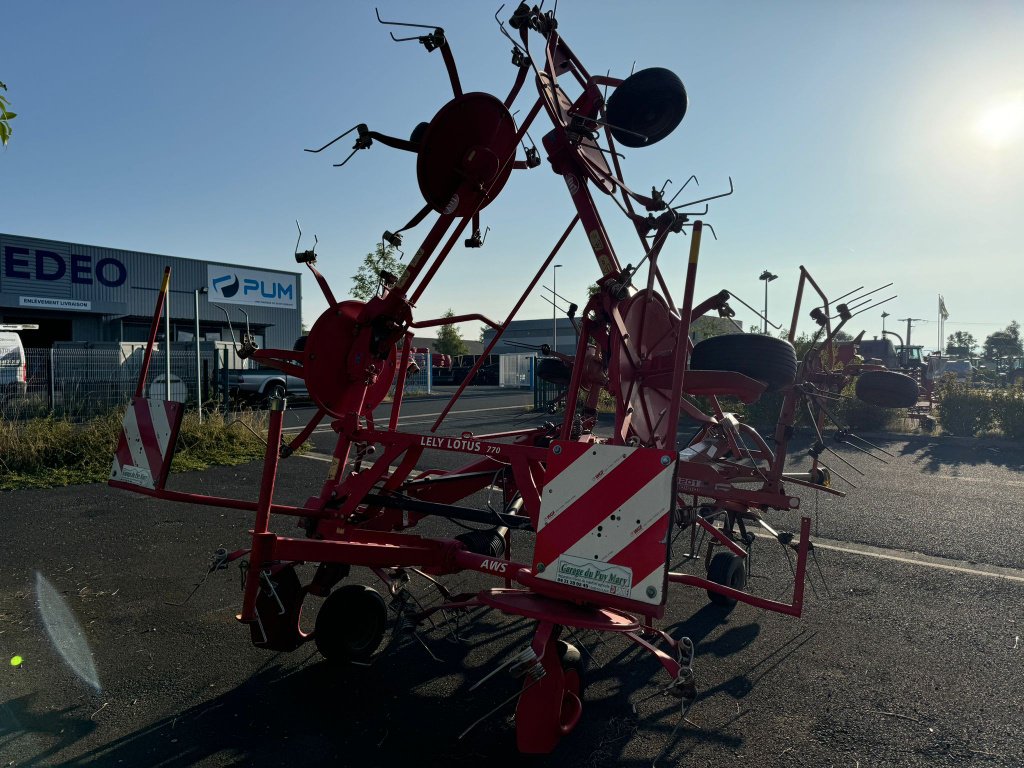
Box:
[706,551,747,607]
[536,358,573,386]
[606,67,687,148]
[314,584,387,663]
[854,370,920,408]
[690,334,798,392]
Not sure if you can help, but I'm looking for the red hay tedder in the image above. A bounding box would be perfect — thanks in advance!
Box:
[109,5,916,753]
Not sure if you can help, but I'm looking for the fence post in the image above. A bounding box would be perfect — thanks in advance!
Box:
[48,348,56,412]
[427,355,432,395]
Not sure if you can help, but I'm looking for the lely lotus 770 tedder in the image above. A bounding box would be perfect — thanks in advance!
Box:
[109,4,916,753]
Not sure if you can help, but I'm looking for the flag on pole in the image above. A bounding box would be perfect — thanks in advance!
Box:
[939,295,949,321]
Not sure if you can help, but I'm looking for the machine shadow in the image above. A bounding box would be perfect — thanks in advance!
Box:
[1,693,97,767]
[47,603,778,768]
[897,436,1024,473]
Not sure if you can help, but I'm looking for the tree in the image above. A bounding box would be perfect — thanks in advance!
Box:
[983,321,1023,360]
[945,331,977,356]
[350,243,404,301]
[435,309,468,356]
[0,81,16,147]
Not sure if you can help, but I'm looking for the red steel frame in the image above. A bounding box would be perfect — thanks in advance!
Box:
[103,7,864,754]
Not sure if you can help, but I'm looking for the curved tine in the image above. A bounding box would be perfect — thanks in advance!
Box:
[674,204,709,217]
[683,221,718,240]
[494,4,530,55]
[672,176,734,210]
[332,148,360,168]
[375,7,437,30]
[304,125,358,154]
[850,295,898,318]
[667,175,698,206]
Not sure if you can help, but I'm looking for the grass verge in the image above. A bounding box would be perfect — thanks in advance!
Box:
[0,409,289,491]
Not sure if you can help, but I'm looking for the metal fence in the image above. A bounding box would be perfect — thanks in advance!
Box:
[0,345,434,422]
[1,346,235,421]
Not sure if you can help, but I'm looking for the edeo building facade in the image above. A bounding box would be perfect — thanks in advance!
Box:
[0,233,302,350]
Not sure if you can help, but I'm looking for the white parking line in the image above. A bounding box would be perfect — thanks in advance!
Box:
[769,533,1024,584]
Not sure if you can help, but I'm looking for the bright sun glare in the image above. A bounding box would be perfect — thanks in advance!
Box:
[974,94,1024,149]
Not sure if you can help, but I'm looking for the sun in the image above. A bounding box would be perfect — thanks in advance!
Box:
[974,94,1024,149]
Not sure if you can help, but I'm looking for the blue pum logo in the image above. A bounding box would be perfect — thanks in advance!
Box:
[211,273,293,301]
[207,266,296,308]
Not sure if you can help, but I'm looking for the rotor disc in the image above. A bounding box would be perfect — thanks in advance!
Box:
[608,290,679,447]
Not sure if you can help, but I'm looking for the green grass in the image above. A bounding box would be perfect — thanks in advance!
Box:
[0,409,293,491]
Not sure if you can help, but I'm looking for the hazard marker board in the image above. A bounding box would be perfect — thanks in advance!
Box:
[532,441,677,607]
[109,397,184,490]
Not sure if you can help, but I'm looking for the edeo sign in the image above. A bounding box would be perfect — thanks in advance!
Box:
[3,246,127,288]
[207,265,296,309]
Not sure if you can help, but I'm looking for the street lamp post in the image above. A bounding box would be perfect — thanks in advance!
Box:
[195,287,208,422]
[759,270,778,333]
[552,263,562,352]
[881,310,890,336]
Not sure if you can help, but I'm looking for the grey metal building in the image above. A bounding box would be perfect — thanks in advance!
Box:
[483,315,738,356]
[0,233,302,350]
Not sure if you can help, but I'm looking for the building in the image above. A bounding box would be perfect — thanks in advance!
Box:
[0,233,302,350]
[482,314,739,356]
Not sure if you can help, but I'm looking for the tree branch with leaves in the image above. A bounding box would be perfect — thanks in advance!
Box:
[435,309,468,356]
[0,82,17,147]
[350,243,405,301]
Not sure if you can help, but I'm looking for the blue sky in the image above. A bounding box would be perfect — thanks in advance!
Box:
[3,1,1022,350]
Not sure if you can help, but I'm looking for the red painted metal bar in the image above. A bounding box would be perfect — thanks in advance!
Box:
[412,312,502,330]
[668,516,811,617]
[134,267,171,398]
[240,402,287,622]
[662,221,703,449]
[408,214,476,305]
[394,213,457,293]
[439,43,463,98]
[695,517,748,557]
[305,261,337,306]
[107,481,314,518]
[283,407,326,456]
[429,214,580,433]
[389,332,415,432]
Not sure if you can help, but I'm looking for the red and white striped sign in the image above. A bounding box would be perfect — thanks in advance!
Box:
[109,398,184,490]
[532,441,677,607]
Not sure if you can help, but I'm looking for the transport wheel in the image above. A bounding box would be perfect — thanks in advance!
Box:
[854,370,920,408]
[706,551,747,607]
[557,640,583,734]
[690,334,798,393]
[314,584,387,663]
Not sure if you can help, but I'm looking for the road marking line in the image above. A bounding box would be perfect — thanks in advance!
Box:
[804,536,1024,584]
[914,475,1024,487]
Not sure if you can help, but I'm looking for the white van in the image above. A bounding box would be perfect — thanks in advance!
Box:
[0,330,28,395]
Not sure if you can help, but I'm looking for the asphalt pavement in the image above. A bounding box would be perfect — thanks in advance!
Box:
[2,389,1023,767]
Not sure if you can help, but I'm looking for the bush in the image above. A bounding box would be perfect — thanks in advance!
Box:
[936,381,995,436]
[0,408,279,490]
[992,389,1024,439]
[833,383,905,431]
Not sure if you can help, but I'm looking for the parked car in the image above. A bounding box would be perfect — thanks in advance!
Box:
[0,330,28,396]
[227,368,308,405]
[939,359,974,381]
